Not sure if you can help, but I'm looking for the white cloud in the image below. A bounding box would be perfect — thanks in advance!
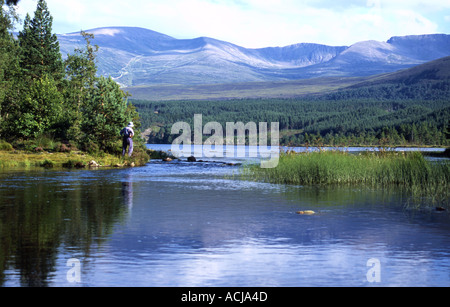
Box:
[12,0,450,48]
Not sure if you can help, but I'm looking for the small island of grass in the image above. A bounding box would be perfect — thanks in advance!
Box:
[244,149,450,210]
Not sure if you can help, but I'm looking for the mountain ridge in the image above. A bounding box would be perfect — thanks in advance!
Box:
[57,26,450,86]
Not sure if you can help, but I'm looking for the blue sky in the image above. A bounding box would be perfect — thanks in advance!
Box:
[14,0,450,48]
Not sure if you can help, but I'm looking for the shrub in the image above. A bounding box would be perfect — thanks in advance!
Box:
[0,140,13,151]
[56,143,71,153]
[40,159,54,168]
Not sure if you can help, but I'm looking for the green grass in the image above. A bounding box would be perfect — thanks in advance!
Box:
[0,137,151,169]
[245,150,450,209]
[0,148,149,169]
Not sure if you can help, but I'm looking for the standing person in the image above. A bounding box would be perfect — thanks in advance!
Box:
[120,122,135,157]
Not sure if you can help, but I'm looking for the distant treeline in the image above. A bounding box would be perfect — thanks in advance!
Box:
[132,97,449,147]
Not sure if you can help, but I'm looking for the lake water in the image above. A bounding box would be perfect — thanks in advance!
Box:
[0,145,449,287]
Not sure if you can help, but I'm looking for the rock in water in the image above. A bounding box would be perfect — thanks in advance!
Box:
[296,210,315,215]
[187,156,196,162]
[89,160,99,168]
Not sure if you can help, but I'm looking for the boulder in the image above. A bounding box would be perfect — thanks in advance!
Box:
[75,162,86,169]
[187,156,196,162]
[88,160,99,168]
[296,210,316,215]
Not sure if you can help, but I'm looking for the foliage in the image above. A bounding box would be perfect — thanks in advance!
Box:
[0,139,12,151]
[0,0,20,137]
[62,31,99,143]
[17,0,64,82]
[11,75,63,139]
[81,76,128,153]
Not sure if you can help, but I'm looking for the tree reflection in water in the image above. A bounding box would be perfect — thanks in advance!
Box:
[0,170,131,286]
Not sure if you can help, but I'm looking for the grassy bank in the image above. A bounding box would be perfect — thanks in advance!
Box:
[0,150,129,169]
[0,140,151,169]
[245,150,449,209]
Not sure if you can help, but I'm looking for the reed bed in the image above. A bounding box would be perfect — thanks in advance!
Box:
[245,150,449,208]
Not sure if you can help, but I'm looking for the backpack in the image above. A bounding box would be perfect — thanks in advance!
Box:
[121,127,131,138]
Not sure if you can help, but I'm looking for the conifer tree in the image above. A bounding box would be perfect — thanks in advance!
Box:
[0,1,15,105]
[18,0,63,82]
[0,0,21,140]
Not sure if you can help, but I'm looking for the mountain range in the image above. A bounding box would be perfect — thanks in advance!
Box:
[57,27,450,87]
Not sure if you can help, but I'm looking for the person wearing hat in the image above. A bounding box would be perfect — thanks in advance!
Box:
[120,122,135,157]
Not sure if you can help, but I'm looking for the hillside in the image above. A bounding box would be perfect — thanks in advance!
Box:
[125,56,450,101]
[353,55,450,86]
[323,56,450,100]
[57,27,450,87]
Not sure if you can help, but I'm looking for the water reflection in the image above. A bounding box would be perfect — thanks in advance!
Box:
[0,170,130,286]
[122,172,133,211]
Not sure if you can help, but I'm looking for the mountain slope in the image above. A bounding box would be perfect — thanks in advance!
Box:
[126,56,450,101]
[57,27,450,86]
[356,55,450,86]
[321,55,450,101]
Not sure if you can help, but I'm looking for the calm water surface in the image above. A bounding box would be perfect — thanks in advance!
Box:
[0,145,449,287]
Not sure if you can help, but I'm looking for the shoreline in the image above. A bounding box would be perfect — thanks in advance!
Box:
[0,149,150,170]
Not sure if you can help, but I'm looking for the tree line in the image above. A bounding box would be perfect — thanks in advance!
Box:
[0,0,140,154]
[132,97,449,147]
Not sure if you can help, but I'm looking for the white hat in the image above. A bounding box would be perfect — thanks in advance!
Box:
[128,122,134,127]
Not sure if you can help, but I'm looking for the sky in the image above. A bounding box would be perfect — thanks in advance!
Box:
[12,0,450,48]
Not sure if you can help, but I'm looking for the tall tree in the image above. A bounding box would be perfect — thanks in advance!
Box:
[18,0,63,82]
[0,0,21,140]
[0,0,15,104]
[63,31,99,142]
[81,76,129,153]
[65,31,98,91]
